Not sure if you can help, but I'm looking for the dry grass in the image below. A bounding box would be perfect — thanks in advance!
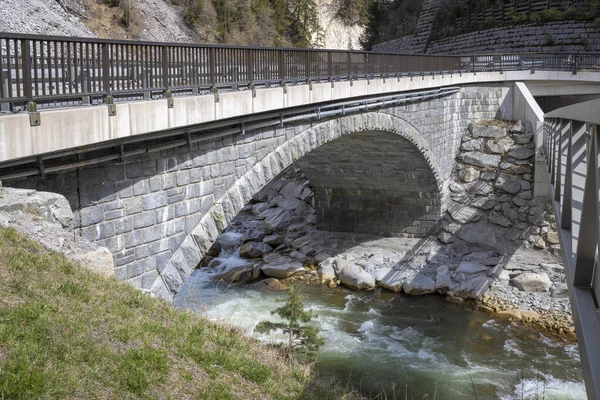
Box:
[0,227,364,399]
[81,0,144,39]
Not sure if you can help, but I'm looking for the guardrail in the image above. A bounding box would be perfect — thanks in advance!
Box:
[543,100,600,400]
[1,32,599,110]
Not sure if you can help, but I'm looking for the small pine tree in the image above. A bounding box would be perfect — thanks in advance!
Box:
[255,286,324,361]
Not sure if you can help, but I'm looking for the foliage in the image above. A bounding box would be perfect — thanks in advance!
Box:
[178,0,323,47]
[360,0,424,50]
[334,0,370,26]
[0,228,362,399]
[255,286,324,362]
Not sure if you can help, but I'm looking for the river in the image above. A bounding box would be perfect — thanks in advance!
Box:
[173,233,586,400]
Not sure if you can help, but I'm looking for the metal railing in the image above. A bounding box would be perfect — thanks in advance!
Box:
[543,101,600,400]
[1,32,600,110]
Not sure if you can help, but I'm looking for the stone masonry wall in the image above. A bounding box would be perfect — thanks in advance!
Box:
[7,87,504,298]
[374,20,600,54]
[296,130,441,237]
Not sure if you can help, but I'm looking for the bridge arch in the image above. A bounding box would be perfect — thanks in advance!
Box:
[152,112,443,300]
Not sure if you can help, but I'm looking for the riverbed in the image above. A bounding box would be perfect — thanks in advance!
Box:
[174,267,585,399]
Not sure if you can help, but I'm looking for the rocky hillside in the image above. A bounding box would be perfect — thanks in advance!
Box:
[0,0,363,49]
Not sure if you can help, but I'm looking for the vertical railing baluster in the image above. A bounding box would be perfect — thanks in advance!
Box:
[101,43,110,96]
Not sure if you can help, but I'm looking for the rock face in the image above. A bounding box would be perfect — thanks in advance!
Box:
[0,187,114,277]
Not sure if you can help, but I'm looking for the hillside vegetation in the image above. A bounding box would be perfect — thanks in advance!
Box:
[0,227,362,399]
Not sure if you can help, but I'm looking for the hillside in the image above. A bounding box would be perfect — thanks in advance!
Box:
[0,227,362,399]
[0,0,364,49]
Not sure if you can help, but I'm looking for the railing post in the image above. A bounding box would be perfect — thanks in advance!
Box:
[278,50,285,82]
[102,43,110,97]
[305,50,310,83]
[162,46,169,92]
[209,47,216,87]
[327,51,333,81]
[347,52,352,79]
[21,39,33,103]
[247,48,254,84]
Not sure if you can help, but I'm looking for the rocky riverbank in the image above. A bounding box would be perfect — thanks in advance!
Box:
[199,119,574,339]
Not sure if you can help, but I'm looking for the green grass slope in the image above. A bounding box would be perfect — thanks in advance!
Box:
[0,228,362,400]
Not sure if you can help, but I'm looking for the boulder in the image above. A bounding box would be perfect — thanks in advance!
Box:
[495,173,522,194]
[435,265,452,294]
[261,256,305,279]
[461,139,484,151]
[508,147,535,160]
[455,261,490,275]
[451,276,492,299]
[241,228,268,243]
[240,242,273,258]
[0,188,74,228]
[251,202,268,215]
[263,234,283,246]
[545,231,560,245]
[457,222,501,246]
[259,208,292,231]
[511,272,552,292]
[403,273,436,295]
[457,152,502,168]
[318,258,336,282]
[512,132,534,144]
[469,124,507,139]
[378,269,409,292]
[448,204,480,224]
[458,167,480,183]
[486,137,514,154]
[262,278,288,291]
[338,264,376,290]
[488,211,512,227]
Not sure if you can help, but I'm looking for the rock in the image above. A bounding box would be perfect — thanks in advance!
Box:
[338,264,376,290]
[486,137,514,154]
[480,172,497,181]
[0,188,73,228]
[73,246,114,277]
[509,121,525,133]
[403,273,436,295]
[371,267,392,282]
[378,269,409,292]
[259,208,292,231]
[488,211,512,227]
[457,222,500,246]
[495,173,522,194]
[533,236,546,249]
[508,147,535,160]
[461,138,484,151]
[251,202,268,215]
[455,261,491,275]
[462,251,502,266]
[496,309,540,321]
[213,262,259,283]
[448,204,480,224]
[545,231,560,245]
[261,256,305,279]
[240,242,273,258]
[241,228,268,243]
[300,187,313,201]
[435,265,452,294]
[263,278,288,291]
[512,132,534,144]
[451,276,492,299]
[438,231,455,244]
[511,272,552,292]
[263,234,283,246]
[445,296,465,304]
[458,167,480,183]
[469,124,507,139]
[318,259,336,282]
[289,250,308,262]
[471,196,496,210]
[541,263,563,273]
[457,152,502,168]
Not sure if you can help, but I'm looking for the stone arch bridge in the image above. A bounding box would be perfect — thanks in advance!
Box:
[10,88,503,300]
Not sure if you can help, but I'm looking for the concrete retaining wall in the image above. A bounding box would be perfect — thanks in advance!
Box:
[374,21,600,54]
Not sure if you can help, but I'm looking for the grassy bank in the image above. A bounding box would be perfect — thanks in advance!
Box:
[0,227,362,399]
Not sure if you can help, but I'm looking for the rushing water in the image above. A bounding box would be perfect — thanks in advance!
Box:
[174,233,586,400]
